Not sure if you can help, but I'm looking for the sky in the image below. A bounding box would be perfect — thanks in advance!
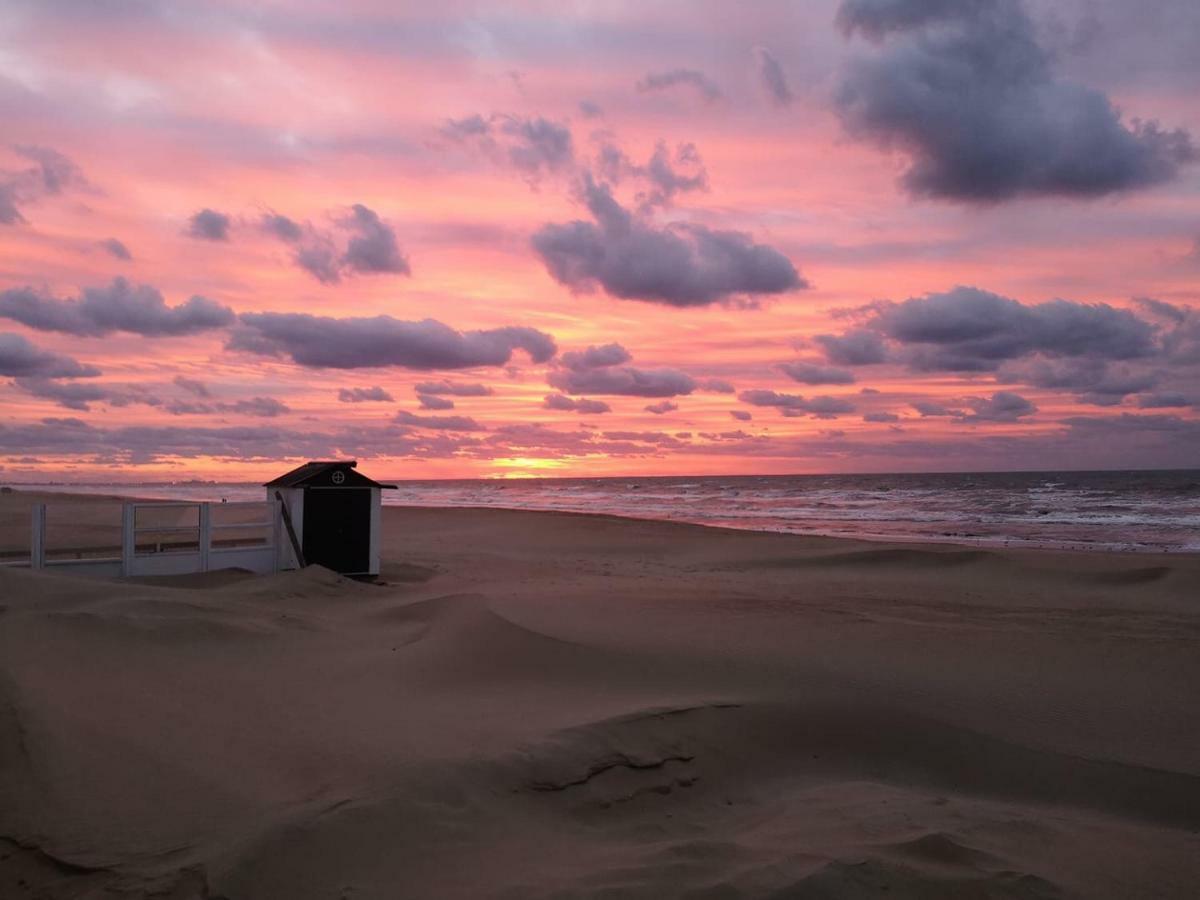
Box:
[1,0,1198,481]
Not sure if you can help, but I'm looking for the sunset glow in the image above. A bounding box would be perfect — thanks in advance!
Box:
[1,0,1198,480]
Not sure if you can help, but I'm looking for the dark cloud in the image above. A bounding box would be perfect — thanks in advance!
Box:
[549,364,696,398]
[597,141,709,212]
[738,389,856,418]
[441,113,574,181]
[99,238,132,260]
[226,396,289,418]
[417,393,455,410]
[1137,392,1193,409]
[230,312,556,370]
[815,329,888,365]
[543,394,611,414]
[261,205,408,282]
[636,69,722,103]
[0,182,22,225]
[260,212,304,242]
[394,410,483,431]
[340,204,410,275]
[0,332,99,378]
[578,100,603,119]
[532,174,804,307]
[1000,358,1156,406]
[0,278,235,337]
[560,342,633,371]
[753,46,793,107]
[338,386,394,403]
[11,377,112,411]
[645,400,678,415]
[13,145,82,194]
[730,409,753,421]
[956,391,1037,423]
[835,0,1195,201]
[780,361,857,385]
[863,411,900,423]
[1,145,84,224]
[832,286,1160,372]
[1133,296,1187,324]
[413,380,494,397]
[186,208,231,241]
[173,375,211,398]
[700,378,736,393]
[910,391,1037,423]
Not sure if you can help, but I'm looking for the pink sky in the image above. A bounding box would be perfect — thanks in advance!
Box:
[1,0,1198,480]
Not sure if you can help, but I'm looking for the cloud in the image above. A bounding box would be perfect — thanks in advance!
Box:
[700,378,736,393]
[0,278,235,337]
[13,145,82,194]
[338,385,394,403]
[644,400,678,415]
[754,47,793,107]
[543,394,611,414]
[827,286,1160,372]
[99,238,132,260]
[532,174,804,307]
[910,390,1037,423]
[412,380,494,397]
[835,0,1195,201]
[863,411,900,423]
[441,113,574,181]
[11,377,113,411]
[1,145,84,224]
[261,212,304,242]
[226,396,289,418]
[955,391,1037,423]
[230,312,556,370]
[560,342,633,371]
[173,376,210,398]
[578,100,603,119]
[730,409,753,421]
[261,205,409,282]
[549,365,696,398]
[340,204,410,275]
[815,329,888,365]
[394,410,483,431]
[417,393,455,410]
[0,332,99,378]
[999,358,1156,406]
[186,208,231,241]
[737,389,855,417]
[636,69,722,103]
[780,361,857,385]
[1137,392,1192,409]
[597,141,709,211]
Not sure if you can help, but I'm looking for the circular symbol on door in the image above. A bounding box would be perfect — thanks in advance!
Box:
[331,471,346,485]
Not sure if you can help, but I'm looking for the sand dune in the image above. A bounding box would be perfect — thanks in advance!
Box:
[1,499,1198,898]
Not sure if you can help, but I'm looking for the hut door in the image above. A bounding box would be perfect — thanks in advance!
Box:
[302,488,370,573]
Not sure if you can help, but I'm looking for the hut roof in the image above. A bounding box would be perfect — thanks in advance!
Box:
[264,460,396,489]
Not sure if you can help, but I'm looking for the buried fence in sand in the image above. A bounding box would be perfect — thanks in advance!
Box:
[1,500,282,578]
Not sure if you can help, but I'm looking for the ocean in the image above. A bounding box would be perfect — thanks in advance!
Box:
[14,470,1200,554]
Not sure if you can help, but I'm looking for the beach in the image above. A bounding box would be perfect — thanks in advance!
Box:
[2,492,1199,898]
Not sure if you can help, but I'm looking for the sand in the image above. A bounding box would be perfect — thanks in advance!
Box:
[1,492,1198,899]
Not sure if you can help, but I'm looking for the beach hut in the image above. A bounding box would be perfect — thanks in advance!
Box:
[264,460,395,577]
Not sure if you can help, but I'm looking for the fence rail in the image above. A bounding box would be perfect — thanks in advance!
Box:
[14,500,281,578]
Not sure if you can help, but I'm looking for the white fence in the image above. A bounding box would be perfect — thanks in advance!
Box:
[18,500,281,578]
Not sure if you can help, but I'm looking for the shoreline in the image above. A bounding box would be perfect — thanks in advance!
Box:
[4,485,1197,556]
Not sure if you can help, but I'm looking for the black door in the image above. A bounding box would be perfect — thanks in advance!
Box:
[302,488,370,573]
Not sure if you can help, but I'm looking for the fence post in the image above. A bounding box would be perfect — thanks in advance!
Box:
[199,502,211,572]
[30,503,46,570]
[121,503,135,576]
[271,497,281,573]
